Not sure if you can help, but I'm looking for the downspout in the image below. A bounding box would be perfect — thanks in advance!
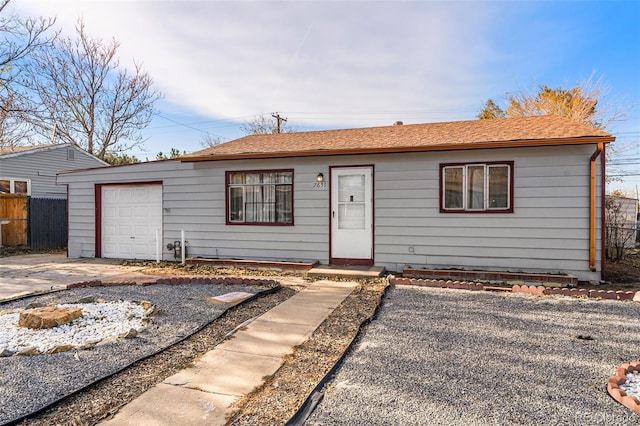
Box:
[600,144,607,279]
[589,142,604,272]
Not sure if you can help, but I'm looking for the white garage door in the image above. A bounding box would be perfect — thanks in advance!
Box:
[102,185,162,260]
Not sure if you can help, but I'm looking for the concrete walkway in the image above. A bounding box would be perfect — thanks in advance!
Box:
[100,280,357,425]
[0,254,161,301]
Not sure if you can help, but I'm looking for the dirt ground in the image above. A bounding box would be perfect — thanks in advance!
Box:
[602,249,640,290]
[0,246,60,258]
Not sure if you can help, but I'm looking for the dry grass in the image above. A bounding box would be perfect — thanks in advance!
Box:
[604,249,640,290]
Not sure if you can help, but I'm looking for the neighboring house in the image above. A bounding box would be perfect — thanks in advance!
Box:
[57,115,614,281]
[0,143,108,248]
[0,144,108,198]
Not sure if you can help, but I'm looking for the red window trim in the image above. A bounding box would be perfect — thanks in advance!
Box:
[439,161,514,214]
[225,169,295,226]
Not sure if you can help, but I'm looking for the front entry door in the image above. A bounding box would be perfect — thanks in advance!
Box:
[330,166,373,264]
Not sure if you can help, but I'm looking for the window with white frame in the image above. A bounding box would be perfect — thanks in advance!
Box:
[0,178,31,195]
[440,162,512,212]
[227,170,293,224]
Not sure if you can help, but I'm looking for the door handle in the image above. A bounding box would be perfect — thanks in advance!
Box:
[332,211,335,218]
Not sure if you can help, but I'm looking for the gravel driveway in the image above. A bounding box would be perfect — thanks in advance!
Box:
[307,286,640,425]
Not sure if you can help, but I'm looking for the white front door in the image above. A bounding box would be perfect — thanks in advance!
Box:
[330,166,373,263]
[102,184,162,260]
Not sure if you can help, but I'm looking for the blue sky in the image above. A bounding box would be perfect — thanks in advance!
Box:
[12,0,640,193]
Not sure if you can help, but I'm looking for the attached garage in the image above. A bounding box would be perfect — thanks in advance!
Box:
[58,116,613,282]
[98,183,162,260]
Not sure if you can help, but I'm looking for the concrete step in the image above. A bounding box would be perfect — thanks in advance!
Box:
[307,265,385,279]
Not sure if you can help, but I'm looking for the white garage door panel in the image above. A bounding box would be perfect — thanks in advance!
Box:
[102,185,162,260]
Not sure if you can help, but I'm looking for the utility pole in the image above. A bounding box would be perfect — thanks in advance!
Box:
[50,123,57,143]
[271,112,287,134]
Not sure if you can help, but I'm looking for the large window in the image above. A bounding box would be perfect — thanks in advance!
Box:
[227,170,293,225]
[440,162,512,212]
[0,178,30,195]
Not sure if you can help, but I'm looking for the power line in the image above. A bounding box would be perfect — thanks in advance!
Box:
[148,112,266,130]
[142,108,640,145]
[154,113,217,135]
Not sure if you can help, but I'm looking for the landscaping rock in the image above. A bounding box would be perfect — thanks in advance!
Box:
[47,344,75,354]
[0,347,15,357]
[144,305,158,316]
[17,346,40,356]
[96,336,118,346]
[18,306,83,329]
[123,328,138,339]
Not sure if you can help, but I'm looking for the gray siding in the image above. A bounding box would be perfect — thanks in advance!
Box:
[0,145,106,198]
[58,143,605,281]
[374,145,603,281]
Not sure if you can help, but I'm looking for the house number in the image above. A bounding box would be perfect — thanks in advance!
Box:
[313,182,327,189]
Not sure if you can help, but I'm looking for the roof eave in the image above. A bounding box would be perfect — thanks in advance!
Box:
[181,136,615,162]
[0,143,70,159]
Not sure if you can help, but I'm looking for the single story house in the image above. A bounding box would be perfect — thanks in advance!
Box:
[57,115,614,281]
[0,143,108,198]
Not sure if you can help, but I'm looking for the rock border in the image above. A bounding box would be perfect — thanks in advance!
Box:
[66,276,279,289]
[402,267,578,286]
[390,277,638,302]
[608,362,640,413]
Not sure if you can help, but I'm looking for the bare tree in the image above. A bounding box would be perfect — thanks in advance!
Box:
[478,74,621,129]
[0,0,56,148]
[241,113,296,135]
[478,75,627,183]
[200,133,225,148]
[0,93,30,148]
[23,20,161,159]
[0,1,55,83]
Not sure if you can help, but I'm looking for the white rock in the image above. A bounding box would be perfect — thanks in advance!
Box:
[0,301,149,355]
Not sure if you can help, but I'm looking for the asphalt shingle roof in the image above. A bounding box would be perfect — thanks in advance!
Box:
[186,115,613,161]
[0,144,58,156]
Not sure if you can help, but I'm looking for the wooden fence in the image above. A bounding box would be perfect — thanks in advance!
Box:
[0,194,28,246]
[0,195,67,249]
